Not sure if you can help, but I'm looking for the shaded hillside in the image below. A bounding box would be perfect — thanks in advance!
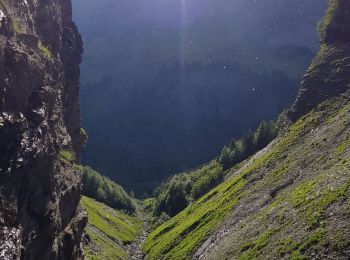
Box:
[142,1,350,258]
[73,0,328,195]
[80,65,297,196]
[73,0,327,82]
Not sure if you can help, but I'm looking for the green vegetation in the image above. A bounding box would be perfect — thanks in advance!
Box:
[153,120,277,218]
[81,166,136,213]
[153,160,223,217]
[143,198,156,216]
[219,120,277,170]
[290,228,326,259]
[38,41,52,60]
[12,20,20,33]
[275,229,326,259]
[81,196,142,260]
[317,0,339,40]
[80,127,88,138]
[84,229,126,260]
[292,171,350,228]
[335,135,350,155]
[143,172,246,259]
[239,230,271,260]
[60,149,75,163]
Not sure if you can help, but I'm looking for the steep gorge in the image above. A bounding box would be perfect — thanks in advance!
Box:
[0,0,86,258]
[1,0,350,259]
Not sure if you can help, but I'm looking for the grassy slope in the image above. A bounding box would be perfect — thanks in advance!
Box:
[143,95,350,259]
[80,196,143,260]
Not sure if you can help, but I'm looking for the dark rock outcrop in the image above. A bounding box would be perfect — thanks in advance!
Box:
[288,0,350,121]
[0,0,86,259]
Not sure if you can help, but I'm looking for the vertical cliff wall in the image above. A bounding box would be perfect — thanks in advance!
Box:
[288,0,350,120]
[0,0,86,259]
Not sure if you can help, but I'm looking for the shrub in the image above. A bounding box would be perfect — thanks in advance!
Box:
[60,149,75,162]
[38,41,52,60]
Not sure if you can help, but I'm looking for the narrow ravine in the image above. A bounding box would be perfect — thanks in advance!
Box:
[127,203,151,260]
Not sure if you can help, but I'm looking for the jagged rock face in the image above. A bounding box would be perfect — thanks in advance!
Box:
[0,0,86,259]
[323,0,350,44]
[289,0,350,121]
[288,0,350,121]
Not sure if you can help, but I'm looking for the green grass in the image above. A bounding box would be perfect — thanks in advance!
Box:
[60,149,75,163]
[143,173,246,259]
[38,42,52,60]
[291,228,326,260]
[335,136,350,155]
[292,161,350,228]
[12,20,20,33]
[81,196,143,260]
[239,230,272,260]
[84,229,127,260]
[274,228,326,260]
[317,0,339,40]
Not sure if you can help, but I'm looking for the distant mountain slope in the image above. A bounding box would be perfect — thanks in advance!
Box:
[142,1,350,258]
[73,0,328,195]
[81,196,142,259]
[73,0,327,81]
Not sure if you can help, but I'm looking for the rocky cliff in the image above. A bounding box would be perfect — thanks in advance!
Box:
[288,0,350,121]
[0,0,86,259]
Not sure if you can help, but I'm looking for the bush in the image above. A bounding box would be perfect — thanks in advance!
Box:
[81,166,136,213]
[60,149,75,163]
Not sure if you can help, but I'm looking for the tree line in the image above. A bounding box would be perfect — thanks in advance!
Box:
[81,166,136,213]
[153,120,278,218]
